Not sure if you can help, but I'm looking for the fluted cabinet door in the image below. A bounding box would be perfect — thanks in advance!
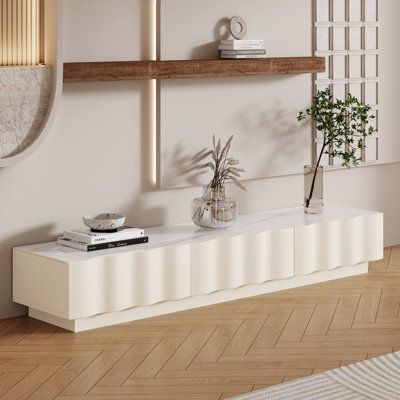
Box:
[69,244,191,319]
[190,228,294,296]
[295,213,383,275]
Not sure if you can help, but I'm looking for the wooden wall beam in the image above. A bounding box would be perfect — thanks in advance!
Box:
[63,57,325,83]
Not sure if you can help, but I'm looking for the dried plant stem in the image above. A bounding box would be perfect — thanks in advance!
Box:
[192,135,245,228]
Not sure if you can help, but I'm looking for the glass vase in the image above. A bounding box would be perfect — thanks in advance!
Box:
[191,187,237,229]
[304,165,324,214]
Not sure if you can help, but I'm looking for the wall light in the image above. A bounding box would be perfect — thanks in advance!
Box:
[147,0,158,187]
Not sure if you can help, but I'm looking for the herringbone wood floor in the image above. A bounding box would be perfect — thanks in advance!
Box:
[1,246,400,399]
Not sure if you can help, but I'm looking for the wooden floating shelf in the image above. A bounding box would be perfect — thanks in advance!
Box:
[63,57,325,83]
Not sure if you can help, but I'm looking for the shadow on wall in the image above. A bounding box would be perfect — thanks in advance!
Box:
[160,104,308,189]
[233,100,309,177]
[0,224,55,317]
[191,18,231,59]
[162,145,211,189]
[122,196,166,230]
[156,73,311,189]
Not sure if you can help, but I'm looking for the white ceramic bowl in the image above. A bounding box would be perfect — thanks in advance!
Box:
[83,213,125,231]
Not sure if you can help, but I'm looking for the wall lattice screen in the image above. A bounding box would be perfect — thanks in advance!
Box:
[0,0,44,66]
[313,0,379,166]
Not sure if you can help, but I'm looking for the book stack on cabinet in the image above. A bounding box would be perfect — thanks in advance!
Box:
[218,39,267,59]
[58,226,148,252]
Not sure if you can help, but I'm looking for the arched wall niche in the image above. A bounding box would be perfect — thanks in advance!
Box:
[0,0,63,168]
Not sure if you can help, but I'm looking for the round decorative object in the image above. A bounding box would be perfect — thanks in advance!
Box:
[83,213,126,232]
[229,16,247,40]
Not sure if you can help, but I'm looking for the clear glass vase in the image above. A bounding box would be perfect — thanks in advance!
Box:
[304,165,324,214]
[191,187,237,229]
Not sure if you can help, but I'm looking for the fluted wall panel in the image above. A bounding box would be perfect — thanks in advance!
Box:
[191,228,294,296]
[0,0,43,66]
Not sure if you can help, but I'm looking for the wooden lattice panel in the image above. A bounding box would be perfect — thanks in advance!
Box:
[314,0,379,165]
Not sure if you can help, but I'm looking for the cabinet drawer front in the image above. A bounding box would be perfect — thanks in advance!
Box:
[295,213,383,275]
[69,243,191,319]
[191,228,294,296]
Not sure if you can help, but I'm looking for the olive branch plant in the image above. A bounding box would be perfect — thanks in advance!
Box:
[298,88,376,208]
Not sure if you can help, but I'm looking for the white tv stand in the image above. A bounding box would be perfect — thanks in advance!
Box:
[13,205,383,332]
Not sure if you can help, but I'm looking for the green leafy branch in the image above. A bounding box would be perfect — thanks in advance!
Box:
[298,88,376,207]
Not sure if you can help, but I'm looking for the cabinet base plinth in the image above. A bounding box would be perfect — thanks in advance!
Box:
[29,262,368,332]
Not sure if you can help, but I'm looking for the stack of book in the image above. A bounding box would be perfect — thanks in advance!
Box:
[218,39,267,59]
[57,226,148,252]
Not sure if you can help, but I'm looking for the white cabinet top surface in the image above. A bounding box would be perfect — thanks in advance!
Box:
[14,205,381,264]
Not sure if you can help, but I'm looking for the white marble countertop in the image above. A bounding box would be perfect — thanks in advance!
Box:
[14,205,381,264]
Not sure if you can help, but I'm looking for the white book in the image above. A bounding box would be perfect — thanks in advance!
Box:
[220,54,268,59]
[221,49,267,55]
[219,39,264,45]
[218,44,264,50]
[63,226,144,245]
[58,238,90,251]
[57,236,149,252]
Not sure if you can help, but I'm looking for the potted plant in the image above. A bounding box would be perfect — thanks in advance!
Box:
[191,135,246,229]
[298,88,376,214]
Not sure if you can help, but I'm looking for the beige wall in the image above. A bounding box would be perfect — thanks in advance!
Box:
[159,0,312,187]
[1,0,399,319]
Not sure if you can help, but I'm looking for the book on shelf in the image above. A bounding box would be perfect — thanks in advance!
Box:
[220,49,267,56]
[220,54,268,59]
[218,39,264,51]
[63,226,144,245]
[57,236,149,252]
[218,44,264,50]
[219,39,264,45]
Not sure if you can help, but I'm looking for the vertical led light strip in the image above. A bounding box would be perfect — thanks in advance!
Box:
[0,0,43,66]
[328,0,334,166]
[148,0,158,187]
